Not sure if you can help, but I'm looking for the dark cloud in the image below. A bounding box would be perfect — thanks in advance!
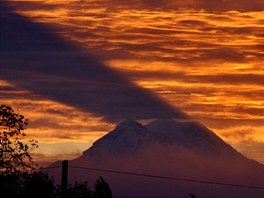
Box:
[126,69,264,86]
[233,107,264,117]
[2,0,264,14]
[89,42,257,65]
[5,1,261,67]
[195,73,264,86]
[0,5,188,123]
[198,117,264,130]
[124,27,182,36]
[29,116,108,132]
[177,20,211,27]
[186,73,264,86]
[70,22,261,66]
[105,0,264,12]
[195,0,264,12]
[0,0,64,12]
[217,26,264,36]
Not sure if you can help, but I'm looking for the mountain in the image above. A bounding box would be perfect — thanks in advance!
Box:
[83,119,241,158]
[82,120,152,157]
[47,119,264,198]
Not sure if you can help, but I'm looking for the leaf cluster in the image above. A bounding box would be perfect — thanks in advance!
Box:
[0,104,38,174]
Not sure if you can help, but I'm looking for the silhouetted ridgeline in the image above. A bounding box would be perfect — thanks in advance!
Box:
[46,119,264,198]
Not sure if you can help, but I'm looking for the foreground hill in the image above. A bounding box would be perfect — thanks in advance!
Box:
[47,119,264,198]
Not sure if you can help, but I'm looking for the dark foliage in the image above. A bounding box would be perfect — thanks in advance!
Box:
[0,172,21,197]
[189,193,197,198]
[0,171,112,198]
[94,176,112,198]
[21,171,55,198]
[0,104,38,174]
[66,181,93,198]
[0,171,55,198]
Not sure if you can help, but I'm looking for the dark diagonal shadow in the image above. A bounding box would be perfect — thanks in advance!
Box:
[0,2,188,123]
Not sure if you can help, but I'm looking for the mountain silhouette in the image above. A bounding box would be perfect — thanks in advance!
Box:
[48,119,264,198]
[83,119,241,158]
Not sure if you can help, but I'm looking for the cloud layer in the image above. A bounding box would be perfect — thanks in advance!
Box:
[1,4,187,123]
[1,0,264,164]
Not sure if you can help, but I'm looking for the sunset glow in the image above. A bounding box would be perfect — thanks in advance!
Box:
[1,0,264,166]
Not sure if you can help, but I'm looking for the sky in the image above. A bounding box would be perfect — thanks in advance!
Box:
[0,0,264,166]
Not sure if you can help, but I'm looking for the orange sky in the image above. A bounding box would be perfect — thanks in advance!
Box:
[1,0,264,166]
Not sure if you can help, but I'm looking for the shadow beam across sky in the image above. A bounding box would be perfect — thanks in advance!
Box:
[0,3,188,123]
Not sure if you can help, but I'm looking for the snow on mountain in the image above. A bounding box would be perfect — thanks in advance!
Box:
[145,119,240,156]
[83,118,241,158]
[83,120,153,157]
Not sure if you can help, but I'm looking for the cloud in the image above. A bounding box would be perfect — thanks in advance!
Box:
[1,0,263,166]
[126,69,264,84]
[194,0,264,12]
[232,106,264,117]
[6,1,262,68]
[220,128,254,139]
[0,5,188,123]
[104,0,264,12]
[2,0,63,11]
[233,139,264,164]
[6,0,264,13]
[32,141,90,166]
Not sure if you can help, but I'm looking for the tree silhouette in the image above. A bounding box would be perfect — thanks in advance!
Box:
[0,171,114,198]
[189,193,197,198]
[0,104,38,174]
[53,177,112,198]
[0,171,55,198]
[0,172,20,197]
[94,176,112,198]
[21,171,55,198]
[66,181,93,198]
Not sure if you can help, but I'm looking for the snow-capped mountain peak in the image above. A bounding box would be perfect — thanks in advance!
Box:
[145,118,239,156]
[113,119,148,135]
[83,118,240,158]
[82,120,151,157]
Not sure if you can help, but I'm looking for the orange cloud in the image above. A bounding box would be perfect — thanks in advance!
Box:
[1,0,264,165]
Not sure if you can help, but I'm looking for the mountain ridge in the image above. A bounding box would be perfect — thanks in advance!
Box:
[48,119,264,198]
[83,118,244,158]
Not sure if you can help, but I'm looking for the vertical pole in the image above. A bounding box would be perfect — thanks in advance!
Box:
[61,160,68,198]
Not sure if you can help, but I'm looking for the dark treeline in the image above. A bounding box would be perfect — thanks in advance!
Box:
[0,171,112,198]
